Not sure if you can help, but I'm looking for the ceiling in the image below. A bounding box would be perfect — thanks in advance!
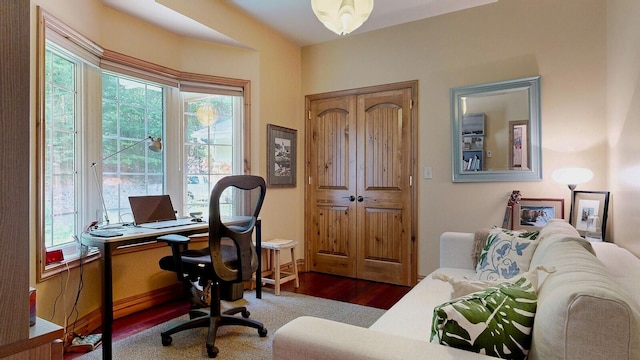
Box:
[103,0,498,47]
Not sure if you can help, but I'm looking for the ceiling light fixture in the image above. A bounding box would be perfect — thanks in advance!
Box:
[196,103,220,126]
[311,0,374,36]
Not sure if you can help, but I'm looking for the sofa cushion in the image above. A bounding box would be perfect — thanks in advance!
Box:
[430,276,537,360]
[370,267,476,341]
[526,222,640,360]
[475,228,539,281]
[592,242,640,301]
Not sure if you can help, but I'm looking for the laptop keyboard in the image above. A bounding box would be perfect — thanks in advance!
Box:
[89,230,124,237]
[137,218,196,229]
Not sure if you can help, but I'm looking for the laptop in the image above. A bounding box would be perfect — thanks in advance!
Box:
[128,195,194,229]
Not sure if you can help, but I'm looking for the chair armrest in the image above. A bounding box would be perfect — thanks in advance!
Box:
[157,234,191,281]
[157,234,191,244]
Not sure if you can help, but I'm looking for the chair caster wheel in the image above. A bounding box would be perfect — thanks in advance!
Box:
[242,310,250,318]
[258,327,268,337]
[207,345,219,358]
[161,335,172,346]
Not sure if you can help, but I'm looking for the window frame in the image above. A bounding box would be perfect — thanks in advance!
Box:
[181,90,245,219]
[99,70,167,224]
[36,8,252,282]
[36,9,104,281]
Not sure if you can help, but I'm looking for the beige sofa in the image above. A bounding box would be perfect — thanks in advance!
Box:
[273,220,640,360]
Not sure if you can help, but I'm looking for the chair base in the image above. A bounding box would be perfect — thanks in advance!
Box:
[161,305,267,358]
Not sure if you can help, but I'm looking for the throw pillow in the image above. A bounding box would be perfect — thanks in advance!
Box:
[475,228,539,281]
[472,229,491,268]
[430,276,538,360]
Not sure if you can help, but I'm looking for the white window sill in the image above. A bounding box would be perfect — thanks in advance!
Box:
[39,244,101,282]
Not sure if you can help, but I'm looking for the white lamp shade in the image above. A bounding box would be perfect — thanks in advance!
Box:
[312,0,374,35]
[552,167,594,186]
[149,137,163,152]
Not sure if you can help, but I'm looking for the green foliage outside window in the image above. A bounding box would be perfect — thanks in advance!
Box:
[44,47,77,248]
[101,73,164,222]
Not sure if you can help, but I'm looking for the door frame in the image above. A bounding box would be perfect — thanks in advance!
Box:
[304,81,419,285]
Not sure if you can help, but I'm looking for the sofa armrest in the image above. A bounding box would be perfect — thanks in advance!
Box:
[273,316,497,360]
[439,232,475,269]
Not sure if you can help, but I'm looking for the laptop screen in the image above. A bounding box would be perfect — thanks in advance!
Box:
[128,195,177,225]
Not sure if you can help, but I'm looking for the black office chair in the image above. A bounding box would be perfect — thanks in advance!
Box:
[157,175,267,358]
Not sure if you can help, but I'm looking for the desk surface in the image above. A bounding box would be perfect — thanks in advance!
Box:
[82,221,209,245]
[82,216,256,246]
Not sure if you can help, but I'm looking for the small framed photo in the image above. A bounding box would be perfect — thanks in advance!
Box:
[512,198,564,231]
[570,191,610,241]
[267,124,297,188]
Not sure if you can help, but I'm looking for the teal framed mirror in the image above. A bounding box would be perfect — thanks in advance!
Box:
[451,76,542,182]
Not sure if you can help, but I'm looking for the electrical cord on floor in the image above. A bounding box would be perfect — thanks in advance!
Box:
[66,236,86,340]
[50,261,70,323]
[49,236,88,346]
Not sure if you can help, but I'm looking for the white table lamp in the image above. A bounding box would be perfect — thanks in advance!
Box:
[552,167,593,191]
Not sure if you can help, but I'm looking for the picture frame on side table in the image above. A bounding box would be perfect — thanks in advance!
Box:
[570,190,610,242]
[512,198,564,231]
[267,124,297,188]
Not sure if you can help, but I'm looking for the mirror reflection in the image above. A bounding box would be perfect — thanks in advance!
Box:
[451,76,542,182]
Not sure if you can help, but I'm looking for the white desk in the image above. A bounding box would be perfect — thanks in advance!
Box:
[81,219,262,360]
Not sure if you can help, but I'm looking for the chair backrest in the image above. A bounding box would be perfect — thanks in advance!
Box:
[208,175,266,283]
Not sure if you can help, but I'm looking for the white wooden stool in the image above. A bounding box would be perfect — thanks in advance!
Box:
[255,239,299,295]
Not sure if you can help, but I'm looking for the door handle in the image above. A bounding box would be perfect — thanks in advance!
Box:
[357,196,364,202]
[342,195,356,202]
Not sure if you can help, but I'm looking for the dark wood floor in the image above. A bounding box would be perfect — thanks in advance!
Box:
[64,272,412,359]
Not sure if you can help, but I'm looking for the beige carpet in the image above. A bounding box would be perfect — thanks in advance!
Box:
[76,290,386,359]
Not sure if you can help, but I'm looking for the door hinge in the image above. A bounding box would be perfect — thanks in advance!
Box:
[308,111,311,120]
[410,100,413,109]
[409,175,413,187]
[308,176,312,185]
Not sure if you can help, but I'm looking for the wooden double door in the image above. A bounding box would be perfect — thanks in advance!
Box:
[305,82,417,286]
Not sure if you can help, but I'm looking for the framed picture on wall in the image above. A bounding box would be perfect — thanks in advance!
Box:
[570,190,610,241]
[267,124,297,188]
[509,120,528,169]
[512,198,564,231]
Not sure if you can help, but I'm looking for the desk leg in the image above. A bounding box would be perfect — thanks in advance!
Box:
[99,245,114,360]
[256,221,262,299]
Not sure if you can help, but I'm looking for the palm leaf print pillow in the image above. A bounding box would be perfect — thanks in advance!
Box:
[430,276,537,360]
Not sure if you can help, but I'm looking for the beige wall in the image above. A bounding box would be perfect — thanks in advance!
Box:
[302,0,608,276]
[29,0,303,326]
[607,0,640,256]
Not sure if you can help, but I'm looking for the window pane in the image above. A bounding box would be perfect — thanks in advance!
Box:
[119,105,146,139]
[182,93,239,218]
[101,72,165,223]
[102,101,118,136]
[43,46,77,249]
[47,174,76,247]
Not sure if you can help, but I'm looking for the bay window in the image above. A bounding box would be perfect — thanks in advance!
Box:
[36,9,251,281]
